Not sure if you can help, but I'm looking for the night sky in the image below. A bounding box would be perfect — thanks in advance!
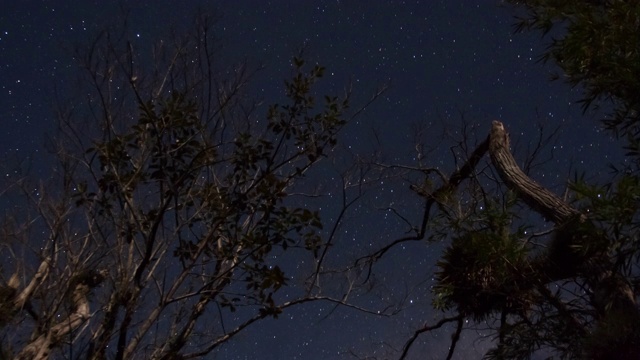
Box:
[0,1,622,359]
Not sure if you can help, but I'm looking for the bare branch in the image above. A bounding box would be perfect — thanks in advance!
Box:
[399,314,464,360]
[355,135,490,278]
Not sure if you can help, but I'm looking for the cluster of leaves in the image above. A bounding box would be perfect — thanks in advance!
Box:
[571,175,640,282]
[484,306,584,360]
[434,195,531,321]
[77,92,210,207]
[433,215,531,321]
[76,64,342,307]
[56,53,349,358]
[510,1,640,149]
[267,57,349,163]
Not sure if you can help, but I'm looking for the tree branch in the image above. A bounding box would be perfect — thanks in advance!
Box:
[355,135,490,279]
[399,314,464,360]
[16,269,106,360]
[489,120,582,224]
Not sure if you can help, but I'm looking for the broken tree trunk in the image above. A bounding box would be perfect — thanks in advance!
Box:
[489,121,583,224]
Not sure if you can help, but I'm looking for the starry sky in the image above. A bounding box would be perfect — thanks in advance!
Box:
[0,1,622,359]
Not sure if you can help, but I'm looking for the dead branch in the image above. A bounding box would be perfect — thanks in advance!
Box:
[489,120,582,224]
[354,135,490,279]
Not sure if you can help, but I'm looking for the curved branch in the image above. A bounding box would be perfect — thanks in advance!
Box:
[489,120,582,224]
[183,295,392,359]
[16,269,106,360]
[399,314,464,360]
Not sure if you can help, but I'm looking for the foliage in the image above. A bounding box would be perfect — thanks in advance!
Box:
[0,15,350,359]
[382,3,640,356]
[427,138,640,358]
[510,1,640,144]
[432,191,526,317]
[434,228,531,321]
[571,175,640,284]
[423,1,640,358]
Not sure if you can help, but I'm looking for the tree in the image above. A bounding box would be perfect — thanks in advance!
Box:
[380,121,640,359]
[6,2,639,359]
[356,1,640,358]
[0,13,384,359]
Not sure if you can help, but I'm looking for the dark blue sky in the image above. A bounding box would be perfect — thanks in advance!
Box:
[0,1,621,359]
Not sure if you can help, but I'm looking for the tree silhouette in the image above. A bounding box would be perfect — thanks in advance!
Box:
[370,1,640,358]
[0,13,386,360]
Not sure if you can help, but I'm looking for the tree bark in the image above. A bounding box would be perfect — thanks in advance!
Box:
[489,120,583,224]
[15,269,106,360]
